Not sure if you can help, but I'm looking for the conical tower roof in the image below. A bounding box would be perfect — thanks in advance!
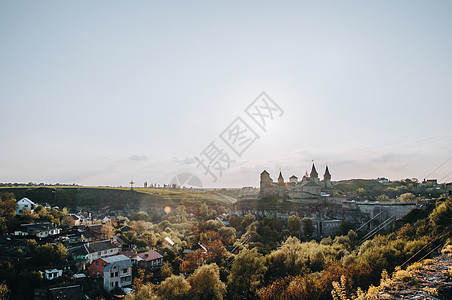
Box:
[324,165,331,180]
[310,163,318,178]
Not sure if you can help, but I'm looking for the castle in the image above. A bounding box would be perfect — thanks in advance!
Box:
[258,163,333,201]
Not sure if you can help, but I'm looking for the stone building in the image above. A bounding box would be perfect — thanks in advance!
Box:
[258,163,332,201]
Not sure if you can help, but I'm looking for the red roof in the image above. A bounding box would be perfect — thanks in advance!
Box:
[137,250,163,262]
[120,251,137,259]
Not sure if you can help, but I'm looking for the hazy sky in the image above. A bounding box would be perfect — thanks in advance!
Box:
[1,1,452,188]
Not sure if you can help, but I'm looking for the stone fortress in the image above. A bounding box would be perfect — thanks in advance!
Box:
[259,163,332,201]
[232,163,419,238]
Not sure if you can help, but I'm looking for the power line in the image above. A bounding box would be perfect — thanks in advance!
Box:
[425,155,452,179]
[438,170,452,183]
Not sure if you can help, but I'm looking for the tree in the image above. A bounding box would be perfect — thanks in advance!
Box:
[181,249,205,273]
[302,218,314,238]
[398,193,415,202]
[288,215,302,235]
[176,205,188,223]
[206,240,228,267]
[0,281,10,300]
[0,193,16,218]
[228,248,267,300]
[241,214,256,232]
[218,226,236,246]
[377,195,390,202]
[124,284,156,300]
[188,263,226,300]
[160,261,173,280]
[101,222,115,239]
[32,243,67,265]
[0,193,16,234]
[430,197,452,233]
[158,275,191,300]
[228,215,243,230]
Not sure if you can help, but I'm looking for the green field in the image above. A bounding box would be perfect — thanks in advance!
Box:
[0,186,236,211]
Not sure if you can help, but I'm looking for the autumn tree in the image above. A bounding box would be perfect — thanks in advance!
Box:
[228,248,267,300]
[181,249,205,273]
[288,215,301,236]
[0,193,16,234]
[32,243,67,265]
[160,261,173,280]
[206,240,228,267]
[0,281,10,300]
[241,214,256,232]
[101,222,115,239]
[188,263,226,300]
[398,192,415,202]
[219,226,236,245]
[124,284,156,300]
[158,274,191,300]
[228,214,243,230]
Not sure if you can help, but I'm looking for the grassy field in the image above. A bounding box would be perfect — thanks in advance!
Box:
[0,186,237,211]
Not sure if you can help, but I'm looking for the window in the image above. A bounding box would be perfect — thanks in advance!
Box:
[96,261,99,266]
[115,272,118,277]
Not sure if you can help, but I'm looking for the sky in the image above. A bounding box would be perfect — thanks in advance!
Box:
[1,1,452,188]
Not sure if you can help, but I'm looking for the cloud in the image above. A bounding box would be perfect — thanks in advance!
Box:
[183,157,195,165]
[171,156,195,165]
[129,154,148,162]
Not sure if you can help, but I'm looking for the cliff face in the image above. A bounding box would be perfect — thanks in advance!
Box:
[366,252,452,299]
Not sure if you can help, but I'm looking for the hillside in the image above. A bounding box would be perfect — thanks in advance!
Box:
[334,179,445,200]
[361,252,452,299]
[0,186,236,211]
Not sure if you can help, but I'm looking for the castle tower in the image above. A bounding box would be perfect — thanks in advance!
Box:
[324,166,332,188]
[310,163,319,183]
[260,170,272,187]
[259,170,273,198]
[278,171,284,186]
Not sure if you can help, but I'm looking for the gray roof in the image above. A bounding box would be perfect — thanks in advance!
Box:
[87,240,119,253]
[19,222,59,234]
[102,255,132,271]
[71,240,120,256]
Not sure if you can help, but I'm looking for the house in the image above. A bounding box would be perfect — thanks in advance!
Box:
[136,250,163,268]
[71,239,121,264]
[89,254,132,292]
[16,197,37,215]
[87,224,103,240]
[42,262,74,280]
[13,222,61,238]
[377,177,390,184]
[44,269,63,281]
[319,219,342,237]
[63,214,81,226]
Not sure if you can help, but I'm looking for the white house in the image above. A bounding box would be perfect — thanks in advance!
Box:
[13,222,61,238]
[44,269,63,280]
[71,240,121,264]
[16,197,37,215]
[89,255,133,292]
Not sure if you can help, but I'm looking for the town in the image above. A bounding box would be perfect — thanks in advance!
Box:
[0,168,451,299]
